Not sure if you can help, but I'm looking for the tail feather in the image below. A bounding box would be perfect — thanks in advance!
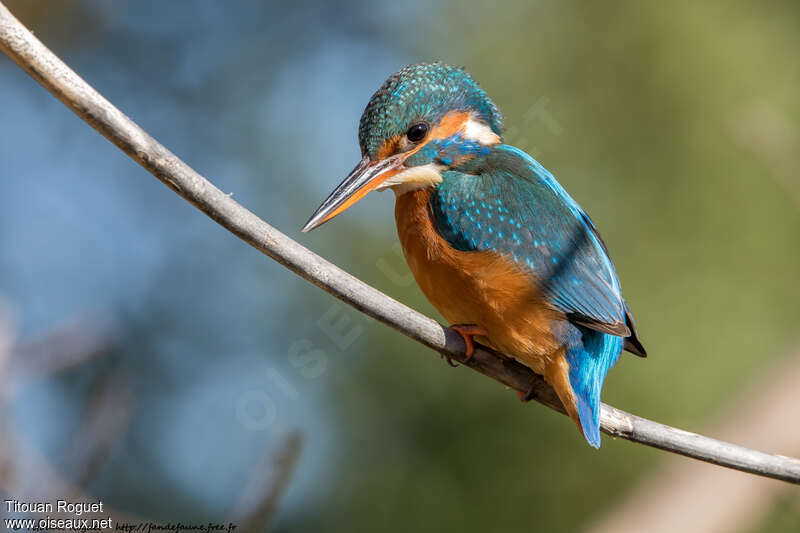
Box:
[564,328,624,448]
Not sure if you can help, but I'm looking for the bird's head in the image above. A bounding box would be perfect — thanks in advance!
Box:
[302,62,503,232]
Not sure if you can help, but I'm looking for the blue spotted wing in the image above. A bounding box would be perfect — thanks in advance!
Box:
[431,145,635,339]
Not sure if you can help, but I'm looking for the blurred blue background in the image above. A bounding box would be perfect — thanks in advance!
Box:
[1,1,799,531]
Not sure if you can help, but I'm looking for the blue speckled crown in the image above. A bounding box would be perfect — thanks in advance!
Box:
[358,62,504,158]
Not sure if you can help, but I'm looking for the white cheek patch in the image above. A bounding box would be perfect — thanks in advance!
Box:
[375,116,497,196]
[462,116,501,145]
[377,163,444,195]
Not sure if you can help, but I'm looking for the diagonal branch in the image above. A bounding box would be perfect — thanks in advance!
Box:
[229,430,304,531]
[2,2,799,485]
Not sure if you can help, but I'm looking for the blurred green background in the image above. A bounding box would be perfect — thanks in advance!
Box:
[1,1,798,532]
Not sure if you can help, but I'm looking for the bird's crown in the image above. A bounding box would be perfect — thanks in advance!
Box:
[358,62,504,159]
[302,63,503,233]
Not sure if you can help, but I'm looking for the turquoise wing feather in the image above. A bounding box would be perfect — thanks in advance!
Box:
[431,144,642,447]
[431,145,629,335]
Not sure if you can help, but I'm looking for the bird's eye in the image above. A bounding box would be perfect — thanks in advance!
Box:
[406,123,428,143]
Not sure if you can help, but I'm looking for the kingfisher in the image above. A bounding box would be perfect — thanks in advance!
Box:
[302,62,646,447]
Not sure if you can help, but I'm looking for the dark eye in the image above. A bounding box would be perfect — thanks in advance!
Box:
[406,123,428,142]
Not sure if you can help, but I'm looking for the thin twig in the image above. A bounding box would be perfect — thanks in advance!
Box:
[5,315,113,396]
[66,369,135,487]
[1,2,799,484]
[0,311,137,524]
[229,431,304,531]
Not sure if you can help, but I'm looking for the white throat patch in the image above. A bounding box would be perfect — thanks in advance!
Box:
[376,163,444,196]
[462,116,501,145]
[376,116,498,196]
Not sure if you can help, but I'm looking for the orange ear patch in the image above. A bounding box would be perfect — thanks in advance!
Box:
[375,111,471,161]
[430,111,471,140]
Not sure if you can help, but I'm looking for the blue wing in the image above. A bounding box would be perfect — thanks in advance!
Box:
[431,145,632,337]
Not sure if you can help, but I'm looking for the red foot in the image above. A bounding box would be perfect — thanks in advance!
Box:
[449,324,488,362]
[516,390,534,402]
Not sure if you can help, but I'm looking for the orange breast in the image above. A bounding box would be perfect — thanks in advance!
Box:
[394,189,565,376]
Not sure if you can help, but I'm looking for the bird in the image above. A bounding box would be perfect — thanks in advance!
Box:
[302,62,646,448]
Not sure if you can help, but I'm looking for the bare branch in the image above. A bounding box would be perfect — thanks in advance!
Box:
[229,431,304,531]
[65,370,135,487]
[5,315,113,395]
[0,312,137,524]
[2,2,799,484]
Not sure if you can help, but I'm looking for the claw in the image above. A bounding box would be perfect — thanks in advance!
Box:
[449,324,488,362]
[440,353,459,367]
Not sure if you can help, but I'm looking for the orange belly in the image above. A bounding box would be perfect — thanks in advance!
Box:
[394,189,566,376]
[395,188,593,434]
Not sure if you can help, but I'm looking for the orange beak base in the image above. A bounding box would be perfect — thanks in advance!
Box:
[301,154,403,232]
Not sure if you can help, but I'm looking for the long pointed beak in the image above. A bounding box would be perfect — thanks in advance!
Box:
[301,154,403,232]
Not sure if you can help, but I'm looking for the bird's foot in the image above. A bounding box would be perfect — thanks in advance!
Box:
[516,389,535,402]
[440,354,459,367]
[449,324,488,363]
